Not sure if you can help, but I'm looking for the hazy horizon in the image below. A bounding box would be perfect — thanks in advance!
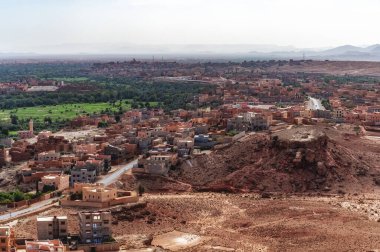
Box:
[1,0,380,54]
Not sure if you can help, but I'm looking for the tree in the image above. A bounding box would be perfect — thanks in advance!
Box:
[12,190,26,202]
[137,184,145,196]
[44,116,52,125]
[97,121,108,128]
[70,192,83,201]
[321,99,332,111]
[10,114,18,125]
[1,128,9,136]
[104,159,111,172]
[115,114,121,123]
[131,102,139,109]
[42,184,56,193]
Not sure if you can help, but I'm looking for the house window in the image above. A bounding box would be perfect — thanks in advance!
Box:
[61,221,65,225]
[93,215,100,220]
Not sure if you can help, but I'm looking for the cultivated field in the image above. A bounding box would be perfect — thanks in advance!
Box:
[0,100,158,122]
[48,77,90,82]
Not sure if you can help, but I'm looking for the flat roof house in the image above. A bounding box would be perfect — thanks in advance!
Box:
[37,216,68,240]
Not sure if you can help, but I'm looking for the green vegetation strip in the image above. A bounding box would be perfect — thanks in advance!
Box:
[48,77,89,82]
[0,190,41,204]
[0,100,158,122]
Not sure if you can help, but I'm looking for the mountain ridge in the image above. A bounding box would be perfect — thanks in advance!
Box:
[2,43,380,61]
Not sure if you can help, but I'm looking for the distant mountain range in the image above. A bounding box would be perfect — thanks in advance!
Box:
[246,44,380,61]
[2,44,380,61]
[322,44,380,54]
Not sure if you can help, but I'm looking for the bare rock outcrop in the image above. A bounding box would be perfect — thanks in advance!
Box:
[170,126,379,194]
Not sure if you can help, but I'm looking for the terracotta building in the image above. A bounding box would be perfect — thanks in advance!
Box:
[37,216,68,240]
[25,240,66,252]
[38,174,70,192]
[0,226,15,252]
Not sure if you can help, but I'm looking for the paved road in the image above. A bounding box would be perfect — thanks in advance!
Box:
[308,97,325,110]
[0,158,138,222]
[98,158,138,186]
[0,197,58,221]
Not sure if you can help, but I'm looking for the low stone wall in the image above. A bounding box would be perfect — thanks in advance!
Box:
[131,167,145,174]
[110,194,139,206]
[0,201,58,224]
[232,131,246,141]
[60,193,138,208]
[7,199,28,209]
[6,192,53,208]
[60,198,105,208]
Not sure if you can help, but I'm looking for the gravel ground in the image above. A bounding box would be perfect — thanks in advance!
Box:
[11,193,380,251]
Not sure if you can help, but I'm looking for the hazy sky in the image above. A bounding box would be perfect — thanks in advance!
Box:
[0,0,379,53]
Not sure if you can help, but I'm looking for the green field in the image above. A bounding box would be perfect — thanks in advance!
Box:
[0,100,158,123]
[49,77,90,82]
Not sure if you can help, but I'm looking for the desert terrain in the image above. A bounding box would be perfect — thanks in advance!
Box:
[11,192,380,251]
[6,124,380,251]
[167,125,380,195]
[267,60,380,76]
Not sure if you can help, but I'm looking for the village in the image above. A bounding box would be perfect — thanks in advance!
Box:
[0,60,380,251]
[2,0,380,249]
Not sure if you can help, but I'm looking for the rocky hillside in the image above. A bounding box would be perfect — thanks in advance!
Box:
[170,126,380,194]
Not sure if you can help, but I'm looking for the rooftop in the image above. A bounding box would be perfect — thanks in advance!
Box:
[37,216,67,222]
